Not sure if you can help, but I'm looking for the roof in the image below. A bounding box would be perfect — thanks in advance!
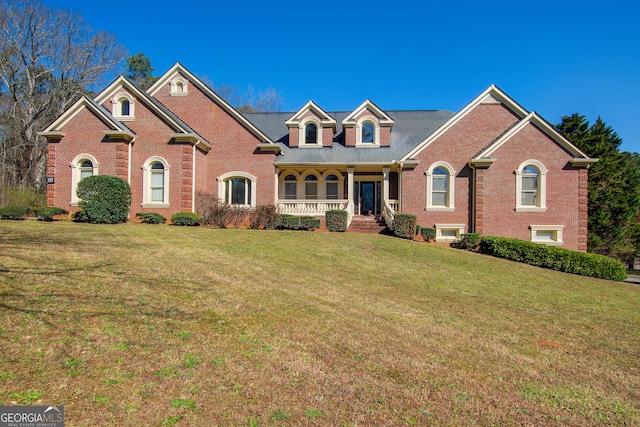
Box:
[243,110,455,165]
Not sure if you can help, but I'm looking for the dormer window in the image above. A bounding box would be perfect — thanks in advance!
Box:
[112,92,134,120]
[362,122,375,143]
[170,77,188,96]
[305,123,317,144]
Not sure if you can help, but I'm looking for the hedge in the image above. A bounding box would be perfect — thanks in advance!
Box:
[325,210,348,232]
[421,227,436,242]
[37,207,68,221]
[454,233,482,251]
[171,212,202,226]
[277,215,320,231]
[479,236,627,281]
[393,213,417,239]
[76,175,131,224]
[0,205,29,220]
[136,212,166,224]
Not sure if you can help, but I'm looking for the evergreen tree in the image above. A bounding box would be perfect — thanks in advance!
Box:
[125,53,158,89]
[557,114,640,265]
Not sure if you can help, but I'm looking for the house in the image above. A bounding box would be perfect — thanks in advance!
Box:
[39,63,596,251]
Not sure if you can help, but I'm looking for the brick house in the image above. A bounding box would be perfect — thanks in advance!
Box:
[39,63,596,251]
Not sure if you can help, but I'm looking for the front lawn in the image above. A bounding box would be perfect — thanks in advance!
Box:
[0,221,638,426]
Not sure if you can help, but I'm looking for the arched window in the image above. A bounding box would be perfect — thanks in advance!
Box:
[217,172,257,207]
[362,122,375,143]
[120,98,130,116]
[305,123,317,144]
[150,162,165,202]
[516,160,547,211]
[226,177,252,205]
[426,162,455,211]
[70,154,99,205]
[284,174,297,200]
[305,175,318,199]
[142,157,170,207]
[431,167,449,206]
[326,174,339,199]
[170,78,188,95]
[176,82,183,93]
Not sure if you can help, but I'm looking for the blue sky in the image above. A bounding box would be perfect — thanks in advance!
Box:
[46,0,640,153]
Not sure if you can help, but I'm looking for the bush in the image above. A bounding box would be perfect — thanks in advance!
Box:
[277,215,319,231]
[479,236,627,281]
[325,210,348,232]
[3,187,46,214]
[393,213,417,239]
[230,206,250,228]
[37,207,68,221]
[72,209,89,222]
[76,175,131,224]
[0,205,28,220]
[196,192,232,228]
[249,205,280,230]
[421,227,436,242]
[454,233,482,251]
[136,212,166,224]
[171,212,202,226]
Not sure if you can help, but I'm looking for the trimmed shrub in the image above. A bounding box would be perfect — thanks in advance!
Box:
[479,236,627,281]
[76,175,131,224]
[393,213,417,239]
[249,205,280,230]
[0,205,28,220]
[171,212,202,226]
[454,233,482,251]
[136,212,166,224]
[72,209,89,222]
[277,215,318,231]
[37,207,68,221]
[301,216,321,231]
[421,227,436,242]
[325,210,348,232]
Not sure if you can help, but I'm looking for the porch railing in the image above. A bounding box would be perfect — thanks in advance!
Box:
[382,199,397,229]
[277,199,350,216]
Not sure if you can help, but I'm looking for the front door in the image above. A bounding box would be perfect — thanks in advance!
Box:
[356,181,381,215]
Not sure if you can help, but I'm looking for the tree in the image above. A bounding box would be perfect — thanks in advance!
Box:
[125,52,158,89]
[556,114,640,264]
[0,0,126,190]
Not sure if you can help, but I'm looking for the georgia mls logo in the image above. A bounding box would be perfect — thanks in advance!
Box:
[0,406,64,427]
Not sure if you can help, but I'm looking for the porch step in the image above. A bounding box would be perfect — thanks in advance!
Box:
[349,215,389,234]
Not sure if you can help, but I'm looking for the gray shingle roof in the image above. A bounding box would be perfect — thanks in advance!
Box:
[242,110,455,164]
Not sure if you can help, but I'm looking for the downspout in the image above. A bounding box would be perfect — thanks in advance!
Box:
[127,139,133,185]
[192,144,196,213]
[469,163,476,233]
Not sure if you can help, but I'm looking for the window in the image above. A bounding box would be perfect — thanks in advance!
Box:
[170,77,188,96]
[516,160,547,212]
[305,123,317,144]
[70,154,99,205]
[435,224,465,243]
[362,122,375,143]
[112,92,134,120]
[150,162,165,202]
[530,225,564,246]
[217,172,257,207]
[284,174,297,199]
[120,99,130,116]
[142,157,170,207]
[326,174,339,199]
[305,175,318,199]
[426,162,455,211]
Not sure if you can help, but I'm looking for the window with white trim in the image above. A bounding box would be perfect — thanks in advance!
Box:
[170,77,188,96]
[112,92,135,120]
[305,175,318,199]
[325,174,340,199]
[426,162,455,211]
[305,122,318,144]
[142,157,170,207]
[218,171,257,207]
[516,160,547,212]
[356,116,380,146]
[530,225,564,246]
[70,154,99,205]
[435,224,465,243]
[284,174,297,199]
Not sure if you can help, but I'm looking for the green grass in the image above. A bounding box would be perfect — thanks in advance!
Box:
[1,220,639,426]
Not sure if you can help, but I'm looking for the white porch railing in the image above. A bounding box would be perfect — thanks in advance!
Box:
[277,199,350,216]
[382,199,397,229]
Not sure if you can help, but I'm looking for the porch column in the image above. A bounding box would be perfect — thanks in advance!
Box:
[347,167,354,211]
[274,168,279,205]
[382,167,390,204]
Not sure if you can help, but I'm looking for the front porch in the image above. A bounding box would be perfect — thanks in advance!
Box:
[274,166,400,229]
